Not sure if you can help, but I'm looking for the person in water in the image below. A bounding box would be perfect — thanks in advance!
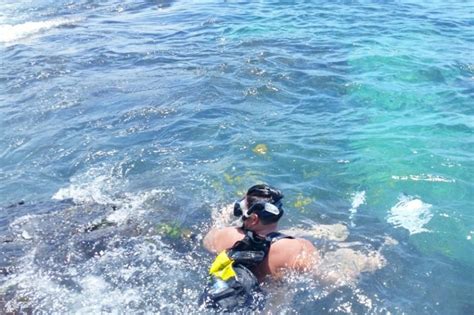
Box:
[204,184,316,280]
[201,184,386,312]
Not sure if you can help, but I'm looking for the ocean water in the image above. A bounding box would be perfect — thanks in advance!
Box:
[1,0,473,313]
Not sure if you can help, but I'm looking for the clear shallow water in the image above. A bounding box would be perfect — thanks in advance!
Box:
[1,0,473,313]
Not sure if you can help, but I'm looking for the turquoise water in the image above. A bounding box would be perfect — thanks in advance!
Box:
[1,1,473,313]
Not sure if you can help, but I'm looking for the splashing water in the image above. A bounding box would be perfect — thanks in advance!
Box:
[1,0,473,314]
[387,195,433,235]
[0,18,80,43]
[348,191,366,226]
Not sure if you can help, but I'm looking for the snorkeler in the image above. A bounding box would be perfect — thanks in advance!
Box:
[200,184,317,311]
[200,184,386,312]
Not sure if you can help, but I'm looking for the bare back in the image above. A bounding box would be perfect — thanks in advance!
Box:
[203,226,318,281]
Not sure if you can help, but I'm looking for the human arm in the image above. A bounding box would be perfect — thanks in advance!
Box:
[202,227,222,253]
[280,223,349,242]
[203,226,245,253]
[266,238,321,278]
[290,238,320,272]
[268,238,384,284]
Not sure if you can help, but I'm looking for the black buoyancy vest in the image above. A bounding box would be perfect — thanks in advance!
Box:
[227,230,293,267]
[200,230,293,312]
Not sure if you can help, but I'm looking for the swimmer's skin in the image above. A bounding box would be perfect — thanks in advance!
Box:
[203,214,319,281]
[204,204,386,285]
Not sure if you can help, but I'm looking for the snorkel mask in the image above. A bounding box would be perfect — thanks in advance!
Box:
[233,184,284,222]
[233,199,281,220]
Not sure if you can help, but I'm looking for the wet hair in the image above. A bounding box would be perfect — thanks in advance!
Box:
[245,184,284,225]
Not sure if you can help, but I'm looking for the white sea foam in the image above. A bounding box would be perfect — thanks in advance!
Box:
[391,174,455,183]
[52,170,121,205]
[3,245,146,313]
[211,203,239,228]
[0,18,79,43]
[52,167,169,225]
[349,191,366,225]
[387,195,433,235]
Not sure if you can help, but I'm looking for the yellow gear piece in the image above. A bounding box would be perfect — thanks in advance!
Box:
[209,251,236,281]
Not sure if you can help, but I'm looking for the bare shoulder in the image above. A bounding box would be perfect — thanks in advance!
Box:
[268,237,318,274]
[272,237,316,257]
[203,226,244,253]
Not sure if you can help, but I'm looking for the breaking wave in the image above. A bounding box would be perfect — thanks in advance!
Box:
[0,18,79,43]
[52,167,171,225]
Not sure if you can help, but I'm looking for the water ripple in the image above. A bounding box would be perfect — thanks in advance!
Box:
[1,1,473,314]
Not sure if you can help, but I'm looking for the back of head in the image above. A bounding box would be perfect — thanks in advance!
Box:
[245,184,284,225]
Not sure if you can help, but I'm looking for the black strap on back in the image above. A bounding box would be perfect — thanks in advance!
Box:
[227,230,294,268]
[265,231,294,243]
[227,230,270,267]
